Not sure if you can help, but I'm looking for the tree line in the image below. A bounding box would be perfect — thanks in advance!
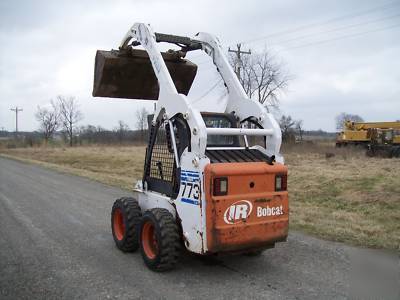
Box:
[36,96,83,146]
[34,49,361,147]
[35,96,149,146]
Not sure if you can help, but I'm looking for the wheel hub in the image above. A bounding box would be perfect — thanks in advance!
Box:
[142,222,158,259]
[113,208,125,240]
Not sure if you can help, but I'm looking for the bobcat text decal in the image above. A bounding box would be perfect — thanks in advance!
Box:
[223,202,284,224]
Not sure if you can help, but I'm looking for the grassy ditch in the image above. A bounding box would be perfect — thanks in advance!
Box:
[1,144,399,251]
[285,144,399,250]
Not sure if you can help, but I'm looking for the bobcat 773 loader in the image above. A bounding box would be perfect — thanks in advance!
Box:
[93,23,289,271]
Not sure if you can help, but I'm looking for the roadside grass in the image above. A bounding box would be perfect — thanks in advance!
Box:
[0,146,146,190]
[285,142,400,251]
[1,143,399,251]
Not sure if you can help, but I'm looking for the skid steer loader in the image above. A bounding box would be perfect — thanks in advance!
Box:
[93,23,289,271]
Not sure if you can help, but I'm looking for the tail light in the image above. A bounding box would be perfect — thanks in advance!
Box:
[275,174,287,191]
[213,177,228,196]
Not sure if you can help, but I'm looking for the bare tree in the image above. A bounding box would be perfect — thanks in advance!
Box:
[279,115,296,143]
[58,96,83,147]
[295,120,304,141]
[78,124,97,144]
[136,107,149,140]
[35,100,60,144]
[115,120,130,144]
[335,112,364,130]
[229,48,291,111]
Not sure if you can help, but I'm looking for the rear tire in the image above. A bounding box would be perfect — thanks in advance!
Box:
[140,208,181,272]
[366,148,374,157]
[394,147,400,158]
[111,197,142,252]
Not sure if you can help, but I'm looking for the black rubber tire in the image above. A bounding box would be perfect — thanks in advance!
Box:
[366,148,374,157]
[111,197,142,252]
[139,208,181,272]
[388,149,394,158]
[394,147,400,158]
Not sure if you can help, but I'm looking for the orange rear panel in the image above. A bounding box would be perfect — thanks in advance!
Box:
[204,162,289,253]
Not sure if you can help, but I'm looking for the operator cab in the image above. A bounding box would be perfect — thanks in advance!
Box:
[201,112,274,164]
[201,112,240,147]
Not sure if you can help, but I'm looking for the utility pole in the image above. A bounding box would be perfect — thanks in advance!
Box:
[228,43,251,81]
[10,106,23,134]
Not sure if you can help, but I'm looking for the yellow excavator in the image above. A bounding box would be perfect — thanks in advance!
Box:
[336,121,400,147]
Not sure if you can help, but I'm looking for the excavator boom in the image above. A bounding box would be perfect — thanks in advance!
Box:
[345,121,400,130]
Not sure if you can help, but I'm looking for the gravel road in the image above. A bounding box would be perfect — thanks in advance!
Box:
[0,157,398,299]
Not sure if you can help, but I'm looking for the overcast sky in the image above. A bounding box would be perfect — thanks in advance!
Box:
[0,0,399,132]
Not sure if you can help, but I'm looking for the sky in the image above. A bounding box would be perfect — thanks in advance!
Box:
[0,0,399,132]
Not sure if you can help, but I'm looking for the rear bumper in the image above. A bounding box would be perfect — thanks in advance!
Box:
[208,220,288,253]
[204,162,289,253]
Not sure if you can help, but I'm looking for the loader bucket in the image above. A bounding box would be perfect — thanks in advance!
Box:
[92,49,198,100]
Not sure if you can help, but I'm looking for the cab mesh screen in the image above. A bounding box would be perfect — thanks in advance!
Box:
[149,123,175,183]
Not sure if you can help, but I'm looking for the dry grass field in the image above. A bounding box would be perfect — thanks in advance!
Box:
[1,143,399,251]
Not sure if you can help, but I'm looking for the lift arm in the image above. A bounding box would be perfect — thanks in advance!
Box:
[194,32,283,162]
[118,23,283,161]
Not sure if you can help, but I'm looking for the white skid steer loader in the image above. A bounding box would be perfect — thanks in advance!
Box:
[93,23,288,271]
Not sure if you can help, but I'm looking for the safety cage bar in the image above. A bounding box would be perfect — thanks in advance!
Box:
[206,128,273,136]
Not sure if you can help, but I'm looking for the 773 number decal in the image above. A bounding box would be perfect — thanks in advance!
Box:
[181,181,200,200]
[180,170,201,205]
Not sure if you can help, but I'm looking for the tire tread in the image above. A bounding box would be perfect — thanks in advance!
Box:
[111,197,142,252]
[140,208,181,271]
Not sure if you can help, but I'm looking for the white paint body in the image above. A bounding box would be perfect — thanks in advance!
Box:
[120,23,284,254]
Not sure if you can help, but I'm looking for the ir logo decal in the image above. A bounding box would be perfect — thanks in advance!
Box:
[223,200,253,224]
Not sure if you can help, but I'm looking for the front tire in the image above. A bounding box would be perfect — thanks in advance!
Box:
[111,197,142,252]
[140,208,181,272]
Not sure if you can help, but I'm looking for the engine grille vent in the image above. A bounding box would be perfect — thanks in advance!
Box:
[205,149,273,164]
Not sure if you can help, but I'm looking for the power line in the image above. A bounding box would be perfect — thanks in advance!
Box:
[269,13,400,47]
[188,26,400,102]
[192,78,223,104]
[191,17,399,63]
[186,2,399,68]
[280,22,400,51]
[230,0,400,46]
